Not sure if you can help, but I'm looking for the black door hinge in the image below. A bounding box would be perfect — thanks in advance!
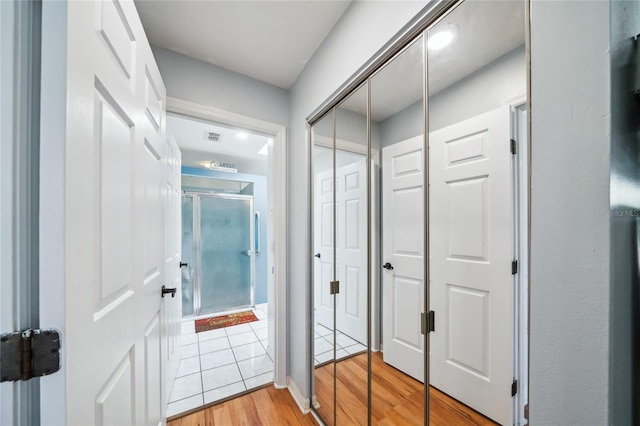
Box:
[421,311,435,335]
[511,379,518,397]
[512,260,518,275]
[510,139,517,155]
[0,329,61,382]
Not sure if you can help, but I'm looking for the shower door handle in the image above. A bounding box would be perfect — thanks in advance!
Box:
[255,211,261,256]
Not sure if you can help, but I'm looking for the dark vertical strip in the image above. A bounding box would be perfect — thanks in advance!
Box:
[15,1,42,424]
[609,1,640,423]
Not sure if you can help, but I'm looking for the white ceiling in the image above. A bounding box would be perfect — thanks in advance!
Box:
[135,0,351,89]
[168,114,269,175]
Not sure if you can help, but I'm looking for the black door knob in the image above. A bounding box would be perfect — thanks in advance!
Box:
[161,285,177,298]
[179,262,188,268]
[383,262,394,270]
[315,253,321,259]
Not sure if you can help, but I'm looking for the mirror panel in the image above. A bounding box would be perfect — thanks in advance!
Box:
[370,35,425,425]
[334,83,369,424]
[312,111,336,426]
[427,1,526,424]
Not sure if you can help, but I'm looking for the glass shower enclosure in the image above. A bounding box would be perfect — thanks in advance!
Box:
[182,192,256,317]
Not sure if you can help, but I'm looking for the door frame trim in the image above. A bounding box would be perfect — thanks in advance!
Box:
[166,97,288,388]
[505,93,529,424]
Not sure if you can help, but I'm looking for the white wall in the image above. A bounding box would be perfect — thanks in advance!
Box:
[378,45,526,146]
[152,46,289,127]
[288,0,428,401]
[529,1,610,424]
[429,45,525,131]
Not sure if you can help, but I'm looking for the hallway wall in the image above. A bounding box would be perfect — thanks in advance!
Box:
[152,46,289,127]
[530,1,611,424]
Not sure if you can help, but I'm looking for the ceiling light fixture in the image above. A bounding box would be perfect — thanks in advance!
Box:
[428,30,453,50]
[428,23,458,50]
[236,131,248,139]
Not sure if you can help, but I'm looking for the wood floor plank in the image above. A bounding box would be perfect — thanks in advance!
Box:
[168,386,317,426]
[169,354,498,426]
[316,353,498,426]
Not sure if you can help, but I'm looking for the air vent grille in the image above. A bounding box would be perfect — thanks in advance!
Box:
[205,131,221,142]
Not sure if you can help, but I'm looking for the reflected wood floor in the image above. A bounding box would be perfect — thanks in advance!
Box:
[315,352,498,426]
[168,353,498,426]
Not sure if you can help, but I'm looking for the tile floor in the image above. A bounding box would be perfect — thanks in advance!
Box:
[314,323,367,366]
[167,305,273,418]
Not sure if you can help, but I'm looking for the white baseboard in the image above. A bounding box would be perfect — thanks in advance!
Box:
[311,395,320,409]
[311,409,325,425]
[287,377,310,414]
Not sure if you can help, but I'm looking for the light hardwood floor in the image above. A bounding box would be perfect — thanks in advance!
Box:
[315,352,497,425]
[168,385,317,426]
[169,353,498,425]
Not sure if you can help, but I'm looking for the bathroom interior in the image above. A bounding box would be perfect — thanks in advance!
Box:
[166,113,276,416]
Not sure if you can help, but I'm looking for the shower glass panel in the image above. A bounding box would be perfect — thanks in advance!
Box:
[181,195,195,316]
[199,194,254,314]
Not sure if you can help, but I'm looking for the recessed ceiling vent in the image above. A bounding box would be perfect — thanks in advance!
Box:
[204,131,221,142]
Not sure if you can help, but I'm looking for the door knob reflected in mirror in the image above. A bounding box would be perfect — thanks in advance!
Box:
[161,285,177,298]
[315,253,321,259]
[383,262,394,270]
[179,262,188,268]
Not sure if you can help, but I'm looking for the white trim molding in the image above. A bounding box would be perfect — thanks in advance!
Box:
[166,97,288,389]
[287,377,311,415]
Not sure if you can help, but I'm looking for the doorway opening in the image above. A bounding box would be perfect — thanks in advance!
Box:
[164,100,287,418]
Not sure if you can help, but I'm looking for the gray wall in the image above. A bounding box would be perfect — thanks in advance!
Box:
[379,45,526,147]
[288,0,428,399]
[152,46,289,127]
[529,1,610,424]
[609,0,640,423]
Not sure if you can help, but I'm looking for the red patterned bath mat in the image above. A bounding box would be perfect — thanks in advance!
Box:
[195,310,258,332]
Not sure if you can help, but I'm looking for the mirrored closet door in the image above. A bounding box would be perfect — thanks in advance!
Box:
[370,34,426,425]
[311,82,370,426]
[309,0,528,424]
[427,1,527,425]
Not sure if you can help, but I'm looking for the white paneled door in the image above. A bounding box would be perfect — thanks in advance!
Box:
[334,158,367,344]
[314,158,367,345]
[429,106,513,426]
[164,135,182,414]
[381,136,425,382]
[41,1,177,424]
[314,167,335,330]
